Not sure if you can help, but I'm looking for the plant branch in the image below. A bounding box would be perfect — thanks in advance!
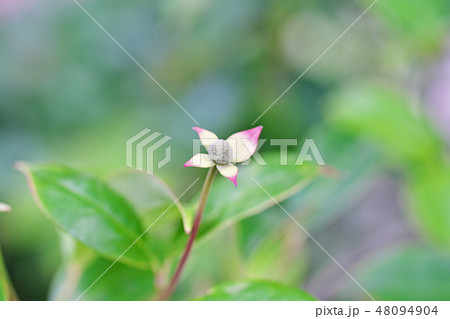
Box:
[159,166,217,300]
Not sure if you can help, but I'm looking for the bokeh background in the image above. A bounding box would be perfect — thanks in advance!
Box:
[1,0,450,300]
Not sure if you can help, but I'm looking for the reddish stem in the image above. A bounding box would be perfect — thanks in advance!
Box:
[159,166,217,300]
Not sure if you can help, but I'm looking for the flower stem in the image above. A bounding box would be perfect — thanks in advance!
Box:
[159,166,217,300]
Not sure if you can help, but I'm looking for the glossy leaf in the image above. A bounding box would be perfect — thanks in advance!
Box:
[194,152,320,242]
[237,129,382,283]
[197,280,316,301]
[108,171,192,262]
[237,129,382,242]
[17,162,152,269]
[109,171,191,233]
[354,247,450,301]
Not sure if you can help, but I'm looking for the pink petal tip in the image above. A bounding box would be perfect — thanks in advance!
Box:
[225,174,237,188]
[242,126,263,143]
[228,172,238,188]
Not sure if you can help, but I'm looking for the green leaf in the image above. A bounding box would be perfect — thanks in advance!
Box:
[372,0,450,50]
[326,84,441,167]
[236,128,382,284]
[354,247,450,301]
[108,171,191,262]
[109,171,191,233]
[243,223,309,284]
[281,127,383,233]
[49,256,155,301]
[17,162,152,269]
[197,280,316,301]
[326,84,450,247]
[407,164,450,247]
[194,152,320,243]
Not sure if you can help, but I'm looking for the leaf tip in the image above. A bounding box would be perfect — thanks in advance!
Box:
[14,161,45,212]
[14,161,29,174]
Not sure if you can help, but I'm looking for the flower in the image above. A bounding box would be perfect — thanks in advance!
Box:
[184,126,263,187]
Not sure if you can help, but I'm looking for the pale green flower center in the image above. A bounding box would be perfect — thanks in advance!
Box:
[208,139,233,165]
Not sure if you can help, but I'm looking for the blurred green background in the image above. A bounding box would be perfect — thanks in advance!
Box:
[1,0,450,300]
